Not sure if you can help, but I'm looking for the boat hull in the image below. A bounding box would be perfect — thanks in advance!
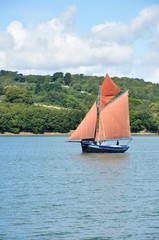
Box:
[81,142,129,153]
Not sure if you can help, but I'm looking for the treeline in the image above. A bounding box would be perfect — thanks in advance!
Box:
[0,70,159,134]
[0,103,83,134]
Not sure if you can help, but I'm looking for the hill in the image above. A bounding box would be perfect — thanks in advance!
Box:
[0,70,158,134]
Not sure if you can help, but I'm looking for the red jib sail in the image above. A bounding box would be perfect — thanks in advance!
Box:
[68,102,97,141]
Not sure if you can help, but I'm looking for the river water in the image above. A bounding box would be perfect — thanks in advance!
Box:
[0,136,159,240]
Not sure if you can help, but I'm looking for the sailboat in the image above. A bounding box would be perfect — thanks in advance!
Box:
[67,74,132,153]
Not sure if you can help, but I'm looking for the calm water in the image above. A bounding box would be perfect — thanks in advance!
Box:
[0,136,159,240]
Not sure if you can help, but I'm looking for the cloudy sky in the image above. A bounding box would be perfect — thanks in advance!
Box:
[0,0,159,83]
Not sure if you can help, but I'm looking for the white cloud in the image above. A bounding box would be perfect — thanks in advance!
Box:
[7,21,27,49]
[0,4,159,83]
[0,31,14,50]
[91,21,129,44]
[0,51,6,67]
[131,4,159,38]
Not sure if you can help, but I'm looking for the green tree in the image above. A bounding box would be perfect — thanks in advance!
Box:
[51,72,64,82]
[4,86,33,104]
[0,83,4,95]
[34,81,41,94]
[64,72,71,86]
[14,76,26,83]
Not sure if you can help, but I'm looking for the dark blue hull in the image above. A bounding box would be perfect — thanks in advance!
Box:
[81,142,129,153]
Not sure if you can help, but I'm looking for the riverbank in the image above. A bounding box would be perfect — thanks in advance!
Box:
[0,132,71,136]
[0,131,158,136]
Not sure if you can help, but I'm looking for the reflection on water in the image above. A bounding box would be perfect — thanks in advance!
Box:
[0,136,159,240]
[79,152,129,161]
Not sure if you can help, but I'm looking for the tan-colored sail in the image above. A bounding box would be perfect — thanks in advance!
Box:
[68,102,97,141]
[96,91,131,141]
[100,74,120,109]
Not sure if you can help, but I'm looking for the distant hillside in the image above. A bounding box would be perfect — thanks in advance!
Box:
[0,70,158,134]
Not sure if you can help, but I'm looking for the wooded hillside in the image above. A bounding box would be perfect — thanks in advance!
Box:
[0,70,158,134]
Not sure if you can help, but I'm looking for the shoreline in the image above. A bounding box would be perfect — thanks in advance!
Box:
[0,131,158,136]
[0,132,71,136]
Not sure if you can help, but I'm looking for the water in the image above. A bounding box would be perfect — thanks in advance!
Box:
[0,136,159,240]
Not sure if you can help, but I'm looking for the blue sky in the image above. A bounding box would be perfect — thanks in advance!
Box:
[0,0,159,82]
[1,0,155,30]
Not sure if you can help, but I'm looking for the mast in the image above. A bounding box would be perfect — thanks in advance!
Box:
[94,74,121,142]
[94,86,101,141]
[97,86,101,110]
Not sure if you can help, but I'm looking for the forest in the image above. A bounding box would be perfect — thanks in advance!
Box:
[0,70,159,134]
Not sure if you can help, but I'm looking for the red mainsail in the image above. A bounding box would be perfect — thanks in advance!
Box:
[96,91,131,141]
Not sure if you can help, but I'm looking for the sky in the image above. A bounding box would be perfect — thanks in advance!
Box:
[0,0,159,83]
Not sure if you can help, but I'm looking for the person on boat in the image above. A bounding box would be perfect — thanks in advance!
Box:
[116,140,119,145]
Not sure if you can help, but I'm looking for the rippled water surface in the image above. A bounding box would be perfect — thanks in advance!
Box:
[0,136,159,240]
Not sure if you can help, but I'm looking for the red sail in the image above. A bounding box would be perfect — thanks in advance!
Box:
[100,74,120,109]
[68,102,97,141]
[96,91,131,141]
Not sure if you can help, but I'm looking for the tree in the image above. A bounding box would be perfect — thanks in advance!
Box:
[4,86,33,104]
[34,81,41,94]
[0,83,4,95]
[14,76,26,82]
[64,72,71,86]
[51,72,64,82]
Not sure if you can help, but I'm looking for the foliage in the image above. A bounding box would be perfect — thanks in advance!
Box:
[0,103,83,134]
[4,86,33,104]
[0,70,159,134]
